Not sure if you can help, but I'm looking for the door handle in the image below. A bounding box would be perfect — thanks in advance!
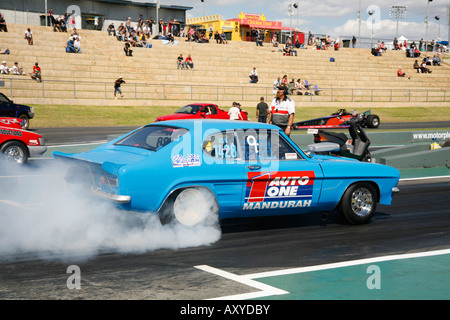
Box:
[247,165,261,170]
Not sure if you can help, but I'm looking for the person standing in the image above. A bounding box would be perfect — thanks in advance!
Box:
[256,97,268,123]
[268,85,295,136]
[228,102,243,120]
[114,76,125,99]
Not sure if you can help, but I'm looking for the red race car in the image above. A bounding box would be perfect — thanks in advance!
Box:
[0,117,47,165]
[292,109,380,130]
[155,103,248,122]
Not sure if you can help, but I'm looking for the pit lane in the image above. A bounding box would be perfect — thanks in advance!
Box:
[0,123,449,301]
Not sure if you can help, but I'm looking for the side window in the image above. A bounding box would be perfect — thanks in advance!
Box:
[202,129,302,161]
[203,131,239,160]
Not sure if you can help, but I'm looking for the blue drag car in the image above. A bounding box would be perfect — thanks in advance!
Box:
[53,120,400,226]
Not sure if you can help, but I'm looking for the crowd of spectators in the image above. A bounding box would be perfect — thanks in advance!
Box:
[273,75,316,96]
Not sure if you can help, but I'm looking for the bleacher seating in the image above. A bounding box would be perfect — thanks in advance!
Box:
[0,23,449,109]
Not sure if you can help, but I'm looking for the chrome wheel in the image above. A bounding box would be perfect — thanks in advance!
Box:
[351,187,374,217]
[2,143,27,165]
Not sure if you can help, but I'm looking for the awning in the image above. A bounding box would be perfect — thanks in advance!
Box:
[245,24,292,31]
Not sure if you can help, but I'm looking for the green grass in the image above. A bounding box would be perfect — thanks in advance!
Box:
[29,104,450,128]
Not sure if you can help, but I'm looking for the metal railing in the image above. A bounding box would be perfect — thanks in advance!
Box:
[1,77,448,104]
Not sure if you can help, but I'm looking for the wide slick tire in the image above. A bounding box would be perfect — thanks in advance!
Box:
[366,115,380,128]
[164,187,219,227]
[339,182,378,225]
[1,141,29,165]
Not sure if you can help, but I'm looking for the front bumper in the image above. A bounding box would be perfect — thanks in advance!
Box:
[28,145,47,156]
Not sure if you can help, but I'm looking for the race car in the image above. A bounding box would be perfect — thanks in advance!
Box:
[155,103,248,122]
[0,117,47,165]
[292,109,380,130]
[53,120,400,227]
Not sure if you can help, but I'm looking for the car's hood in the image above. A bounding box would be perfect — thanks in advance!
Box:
[156,113,199,121]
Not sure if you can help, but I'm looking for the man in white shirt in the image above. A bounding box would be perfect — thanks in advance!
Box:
[24,28,33,45]
[73,36,81,53]
[228,102,243,120]
[268,85,295,136]
[249,67,258,83]
[0,61,10,74]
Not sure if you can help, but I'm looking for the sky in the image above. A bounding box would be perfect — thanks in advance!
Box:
[152,0,450,42]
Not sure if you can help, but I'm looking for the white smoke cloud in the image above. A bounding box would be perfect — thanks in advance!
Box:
[0,161,221,262]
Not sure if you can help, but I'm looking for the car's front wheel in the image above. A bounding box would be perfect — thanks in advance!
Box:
[1,141,29,165]
[339,182,377,225]
[162,187,219,226]
[18,114,30,130]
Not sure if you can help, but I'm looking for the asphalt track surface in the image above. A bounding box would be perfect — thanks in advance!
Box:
[0,122,449,303]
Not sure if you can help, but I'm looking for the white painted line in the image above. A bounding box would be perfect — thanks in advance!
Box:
[245,248,450,279]
[400,175,450,181]
[194,265,289,300]
[0,200,44,211]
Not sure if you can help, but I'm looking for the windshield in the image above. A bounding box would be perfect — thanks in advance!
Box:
[175,104,201,114]
[115,125,188,151]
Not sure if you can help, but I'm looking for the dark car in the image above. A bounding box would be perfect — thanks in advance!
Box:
[0,92,34,130]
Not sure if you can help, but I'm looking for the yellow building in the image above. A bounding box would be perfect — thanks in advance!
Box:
[186,12,296,43]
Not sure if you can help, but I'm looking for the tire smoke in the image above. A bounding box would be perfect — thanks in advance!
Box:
[0,161,221,262]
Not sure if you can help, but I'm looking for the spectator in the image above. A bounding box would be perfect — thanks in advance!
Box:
[256,31,263,46]
[413,60,421,73]
[94,16,99,31]
[352,36,357,48]
[65,37,76,53]
[137,14,144,31]
[271,34,278,47]
[0,13,7,32]
[256,97,269,123]
[107,23,116,36]
[0,48,10,54]
[432,55,441,66]
[47,9,56,27]
[30,62,42,82]
[420,60,432,73]
[185,54,194,69]
[249,67,258,83]
[268,85,295,137]
[73,36,81,53]
[220,32,228,44]
[397,68,410,79]
[177,54,185,69]
[58,16,67,32]
[273,77,281,94]
[281,74,288,86]
[214,31,221,44]
[24,28,33,45]
[283,43,291,56]
[11,62,26,75]
[0,61,10,74]
[294,78,308,95]
[124,40,133,56]
[114,76,125,99]
[228,102,243,120]
[126,17,132,34]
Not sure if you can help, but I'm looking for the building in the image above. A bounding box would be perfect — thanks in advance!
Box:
[0,0,192,32]
[186,12,305,44]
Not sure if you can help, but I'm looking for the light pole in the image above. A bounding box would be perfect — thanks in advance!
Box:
[358,0,361,48]
[368,10,374,48]
[389,6,407,40]
[425,0,433,55]
[435,16,440,40]
[288,0,294,39]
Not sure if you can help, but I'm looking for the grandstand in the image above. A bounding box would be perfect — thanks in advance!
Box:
[0,23,449,110]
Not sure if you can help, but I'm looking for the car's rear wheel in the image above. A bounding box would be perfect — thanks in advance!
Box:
[366,115,380,128]
[162,187,219,226]
[18,114,30,130]
[1,141,28,165]
[339,182,377,225]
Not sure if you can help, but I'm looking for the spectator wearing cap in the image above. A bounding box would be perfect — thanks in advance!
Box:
[114,76,126,99]
[268,85,295,136]
[0,60,10,74]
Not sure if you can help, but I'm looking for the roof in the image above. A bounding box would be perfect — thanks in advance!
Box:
[147,119,280,131]
[93,0,192,11]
